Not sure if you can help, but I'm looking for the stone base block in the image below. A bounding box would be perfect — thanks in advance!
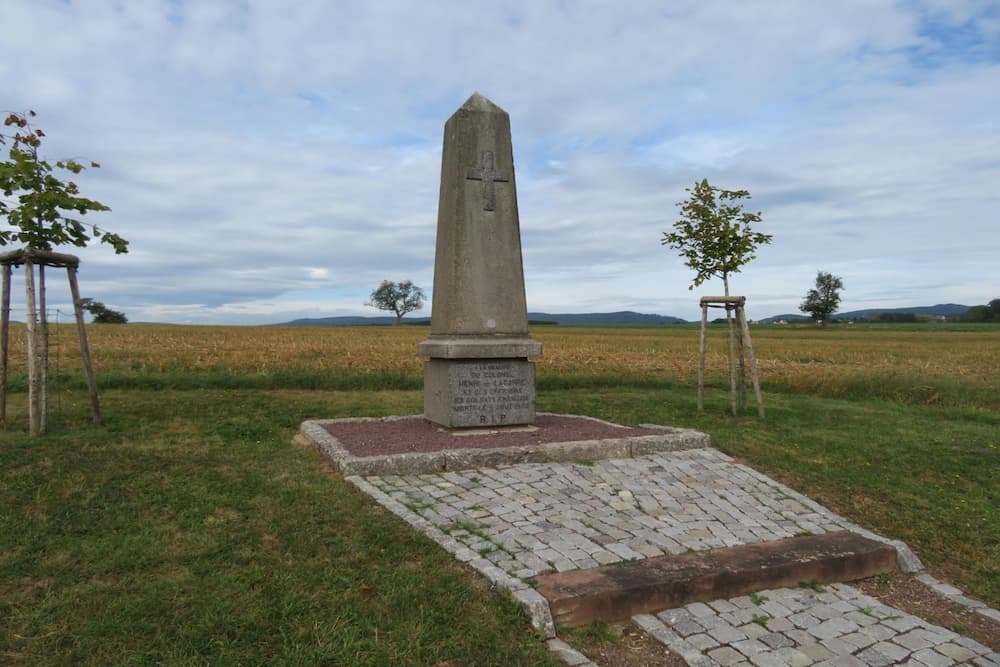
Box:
[533,531,897,628]
[424,358,535,428]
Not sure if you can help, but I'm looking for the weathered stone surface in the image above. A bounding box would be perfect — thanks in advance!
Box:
[418,336,541,359]
[418,92,541,428]
[532,531,897,627]
[443,444,550,470]
[423,92,532,338]
[540,438,632,462]
[339,452,446,476]
[424,358,535,428]
[630,429,711,455]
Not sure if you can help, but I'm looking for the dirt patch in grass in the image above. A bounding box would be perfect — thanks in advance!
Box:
[855,573,1000,650]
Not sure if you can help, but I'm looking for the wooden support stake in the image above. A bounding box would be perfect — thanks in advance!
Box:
[68,266,102,425]
[726,306,738,417]
[697,303,708,412]
[737,306,765,418]
[698,296,764,418]
[0,264,10,424]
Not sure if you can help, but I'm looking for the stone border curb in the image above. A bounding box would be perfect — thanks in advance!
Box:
[916,573,1000,624]
[545,638,598,666]
[299,413,710,475]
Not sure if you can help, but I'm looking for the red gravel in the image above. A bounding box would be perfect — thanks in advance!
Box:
[322,414,667,457]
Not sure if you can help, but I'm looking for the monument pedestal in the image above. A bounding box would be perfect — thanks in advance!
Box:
[420,336,542,428]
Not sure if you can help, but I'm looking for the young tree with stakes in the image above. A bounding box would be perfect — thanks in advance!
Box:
[800,271,844,327]
[662,178,772,416]
[0,110,128,434]
[367,280,426,324]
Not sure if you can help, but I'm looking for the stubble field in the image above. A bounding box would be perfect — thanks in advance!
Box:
[5,322,999,409]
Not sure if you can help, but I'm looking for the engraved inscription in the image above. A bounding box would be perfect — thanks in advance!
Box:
[465,150,509,212]
[450,361,532,425]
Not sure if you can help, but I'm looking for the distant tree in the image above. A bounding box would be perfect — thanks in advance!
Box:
[962,298,1000,322]
[366,280,425,324]
[661,178,772,296]
[79,298,127,324]
[800,271,844,327]
[964,306,989,322]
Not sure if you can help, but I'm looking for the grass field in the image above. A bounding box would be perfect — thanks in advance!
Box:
[1,322,998,664]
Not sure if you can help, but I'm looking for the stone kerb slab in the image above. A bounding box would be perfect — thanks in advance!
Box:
[533,531,898,627]
[296,413,710,476]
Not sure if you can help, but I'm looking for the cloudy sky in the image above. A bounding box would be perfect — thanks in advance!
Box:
[2,1,998,324]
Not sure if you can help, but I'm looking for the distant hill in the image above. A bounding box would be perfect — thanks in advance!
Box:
[757,314,811,324]
[278,305,971,327]
[836,304,969,320]
[527,311,686,325]
[277,310,687,326]
[759,304,970,324]
[279,316,428,326]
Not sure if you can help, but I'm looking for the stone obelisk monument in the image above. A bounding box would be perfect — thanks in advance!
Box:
[419,93,542,428]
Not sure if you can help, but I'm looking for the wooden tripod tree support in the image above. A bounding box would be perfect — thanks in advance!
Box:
[0,248,102,435]
[698,295,764,418]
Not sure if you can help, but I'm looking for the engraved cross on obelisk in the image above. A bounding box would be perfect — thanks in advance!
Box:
[466,150,508,211]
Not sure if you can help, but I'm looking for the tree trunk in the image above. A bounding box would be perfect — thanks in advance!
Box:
[39,265,50,434]
[697,303,707,413]
[24,260,42,435]
[0,264,10,425]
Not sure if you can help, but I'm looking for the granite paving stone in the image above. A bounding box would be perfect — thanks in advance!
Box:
[732,638,770,656]
[689,633,722,651]
[741,622,770,640]
[709,645,747,665]
[910,647,954,667]
[934,642,976,662]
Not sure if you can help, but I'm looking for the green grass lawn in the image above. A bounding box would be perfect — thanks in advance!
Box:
[1,377,997,663]
[0,389,558,666]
